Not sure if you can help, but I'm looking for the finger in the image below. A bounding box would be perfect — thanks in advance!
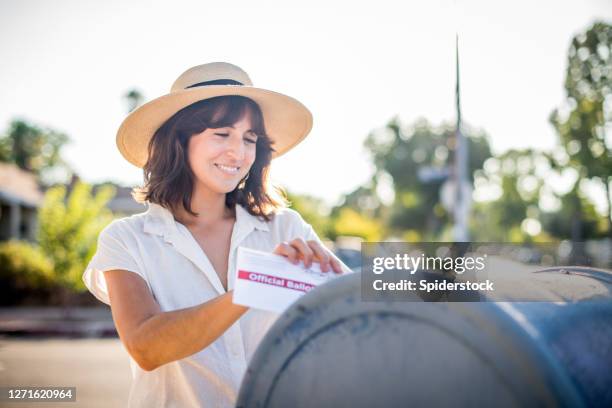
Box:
[273,242,299,264]
[289,238,314,268]
[306,240,331,272]
[330,257,344,274]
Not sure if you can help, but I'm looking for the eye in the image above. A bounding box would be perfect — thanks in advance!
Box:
[244,132,258,144]
[214,132,229,137]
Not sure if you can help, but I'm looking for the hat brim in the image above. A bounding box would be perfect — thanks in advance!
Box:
[116,85,313,168]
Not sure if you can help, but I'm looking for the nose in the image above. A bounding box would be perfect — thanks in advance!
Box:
[226,135,246,161]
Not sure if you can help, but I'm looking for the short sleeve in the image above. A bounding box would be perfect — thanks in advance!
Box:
[293,211,354,275]
[82,220,148,305]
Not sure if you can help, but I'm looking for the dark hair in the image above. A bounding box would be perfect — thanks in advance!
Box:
[132,95,287,221]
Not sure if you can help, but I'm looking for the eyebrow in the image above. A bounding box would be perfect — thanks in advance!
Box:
[225,125,257,134]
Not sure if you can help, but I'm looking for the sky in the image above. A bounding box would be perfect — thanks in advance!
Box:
[0,0,610,207]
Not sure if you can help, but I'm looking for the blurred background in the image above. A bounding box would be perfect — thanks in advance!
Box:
[0,0,610,406]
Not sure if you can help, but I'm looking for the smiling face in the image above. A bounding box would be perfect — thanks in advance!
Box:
[135,95,282,220]
[187,113,258,195]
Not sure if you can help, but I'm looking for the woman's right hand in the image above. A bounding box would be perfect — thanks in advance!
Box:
[273,238,344,274]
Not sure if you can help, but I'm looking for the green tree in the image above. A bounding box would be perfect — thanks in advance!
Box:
[285,190,331,239]
[0,240,55,305]
[540,181,602,241]
[331,184,385,219]
[327,182,391,240]
[550,21,612,237]
[37,181,116,297]
[124,89,145,113]
[0,119,72,184]
[472,149,547,241]
[364,117,491,239]
[329,207,384,241]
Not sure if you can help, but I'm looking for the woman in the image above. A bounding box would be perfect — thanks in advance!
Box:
[82,62,349,407]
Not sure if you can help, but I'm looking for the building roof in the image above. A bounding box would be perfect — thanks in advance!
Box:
[89,182,145,215]
[0,162,44,207]
[104,185,146,214]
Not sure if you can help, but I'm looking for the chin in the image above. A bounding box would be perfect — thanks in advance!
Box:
[193,178,240,196]
[220,181,243,194]
[208,185,235,195]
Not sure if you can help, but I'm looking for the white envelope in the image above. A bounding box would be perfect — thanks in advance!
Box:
[232,246,336,313]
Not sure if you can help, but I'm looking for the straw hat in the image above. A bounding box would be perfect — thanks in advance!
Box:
[116,62,313,168]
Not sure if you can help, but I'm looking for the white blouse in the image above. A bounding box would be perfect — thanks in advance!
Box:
[82,202,348,408]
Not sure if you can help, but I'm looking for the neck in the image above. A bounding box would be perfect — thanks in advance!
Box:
[172,184,234,228]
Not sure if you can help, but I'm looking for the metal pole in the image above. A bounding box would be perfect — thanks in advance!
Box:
[454,34,470,242]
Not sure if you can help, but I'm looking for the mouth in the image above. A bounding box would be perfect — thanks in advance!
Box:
[214,163,240,175]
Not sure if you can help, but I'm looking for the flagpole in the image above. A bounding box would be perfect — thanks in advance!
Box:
[454,34,470,242]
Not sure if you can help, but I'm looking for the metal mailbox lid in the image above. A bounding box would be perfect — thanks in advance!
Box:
[237,273,591,408]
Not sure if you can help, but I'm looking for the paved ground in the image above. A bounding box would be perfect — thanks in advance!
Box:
[0,338,131,407]
[0,307,116,338]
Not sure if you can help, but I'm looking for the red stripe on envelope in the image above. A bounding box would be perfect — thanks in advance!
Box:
[237,270,315,293]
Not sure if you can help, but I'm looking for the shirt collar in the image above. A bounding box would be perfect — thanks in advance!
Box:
[142,201,269,295]
[142,201,269,238]
[235,203,270,232]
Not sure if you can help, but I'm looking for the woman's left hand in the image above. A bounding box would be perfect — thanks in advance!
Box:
[273,238,344,274]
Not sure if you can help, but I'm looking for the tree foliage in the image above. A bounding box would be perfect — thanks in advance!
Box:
[285,190,331,239]
[0,240,55,305]
[472,149,550,241]
[363,117,491,239]
[37,181,116,291]
[0,119,72,184]
[550,21,612,236]
[124,88,145,113]
[329,207,384,241]
[540,181,603,240]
